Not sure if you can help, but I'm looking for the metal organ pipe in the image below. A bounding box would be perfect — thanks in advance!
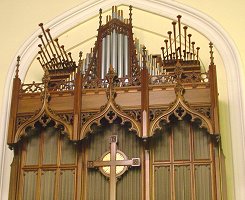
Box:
[118,33,123,77]
[112,29,117,74]
[124,35,129,76]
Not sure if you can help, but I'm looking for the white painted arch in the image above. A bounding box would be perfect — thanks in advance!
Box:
[1,0,245,199]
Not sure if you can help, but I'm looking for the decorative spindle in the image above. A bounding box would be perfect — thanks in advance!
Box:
[183,26,188,60]
[168,31,172,59]
[15,56,20,78]
[209,42,214,65]
[177,15,182,59]
[99,8,102,27]
[129,5,133,24]
[172,21,178,59]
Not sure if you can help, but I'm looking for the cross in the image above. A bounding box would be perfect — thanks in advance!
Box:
[87,135,141,200]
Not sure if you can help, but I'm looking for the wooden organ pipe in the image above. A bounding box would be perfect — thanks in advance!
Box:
[61,45,69,61]
[183,26,188,60]
[164,40,169,60]
[38,44,50,66]
[38,51,45,65]
[188,34,192,60]
[54,38,66,61]
[168,31,173,59]
[38,35,52,61]
[196,47,200,60]
[161,47,165,61]
[39,23,58,64]
[177,15,182,59]
[46,29,62,63]
[172,21,178,59]
[37,57,43,66]
[68,52,73,62]
[192,42,195,59]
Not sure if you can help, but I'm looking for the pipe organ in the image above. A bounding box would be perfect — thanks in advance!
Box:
[7,5,227,200]
[98,6,132,79]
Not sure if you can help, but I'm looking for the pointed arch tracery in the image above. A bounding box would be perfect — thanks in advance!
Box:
[150,84,214,136]
[14,92,73,143]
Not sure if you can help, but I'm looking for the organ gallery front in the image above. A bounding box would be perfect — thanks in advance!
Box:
[7,5,227,200]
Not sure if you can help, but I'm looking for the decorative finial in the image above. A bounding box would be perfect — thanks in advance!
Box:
[78,51,83,72]
[129,5,133,24]
[105,64,117,100]
[99,8,102,27]
[142,46,147,68]
[41,69,51,103]
[15,56,21,78]
[209,42,214,65]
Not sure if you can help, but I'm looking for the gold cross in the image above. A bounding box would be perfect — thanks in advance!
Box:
[87,135,140,200]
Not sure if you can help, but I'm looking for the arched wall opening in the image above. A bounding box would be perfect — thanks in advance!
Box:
[0,0,244,199]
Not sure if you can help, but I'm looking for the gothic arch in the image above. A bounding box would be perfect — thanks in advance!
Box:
[1,0,244,199]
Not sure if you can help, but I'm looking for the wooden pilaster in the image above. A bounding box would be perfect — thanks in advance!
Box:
[73,66,82,140]
[141,48,149,138]
[209,64,220,134]
[7,76,21,145]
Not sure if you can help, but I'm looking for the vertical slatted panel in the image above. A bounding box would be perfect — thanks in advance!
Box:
[87,125,110,200]
[61,136,76,164]
[154,166,171,200]
[43,128,58,165]
[25,134,39,165]
[174,165,191,200]
[59,170,75,200]
[40,170,55,200]
[173,121,190,160]
[115,124,142,200]
[193,125,210,160]
[23,171,37,200]
[153,129,170,161]
[195,165,212,200]
[87,123,142,200]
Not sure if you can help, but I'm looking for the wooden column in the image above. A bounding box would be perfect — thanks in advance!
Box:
[141,47,150,200]
[8,57,22,145]
[208,45,220,135]
[141,47,149,138]
[73,57,83,140]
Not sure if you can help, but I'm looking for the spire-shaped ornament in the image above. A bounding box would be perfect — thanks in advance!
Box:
[209,42,214,65]
[15,56,21,78]
[105,64,117,100]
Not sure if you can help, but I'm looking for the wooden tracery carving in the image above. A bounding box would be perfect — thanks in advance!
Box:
[15,75,73,143]
[150,84,214,136]
[80,66,141,139]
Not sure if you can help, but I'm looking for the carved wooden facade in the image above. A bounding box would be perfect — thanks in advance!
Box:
[7,5,226,200]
